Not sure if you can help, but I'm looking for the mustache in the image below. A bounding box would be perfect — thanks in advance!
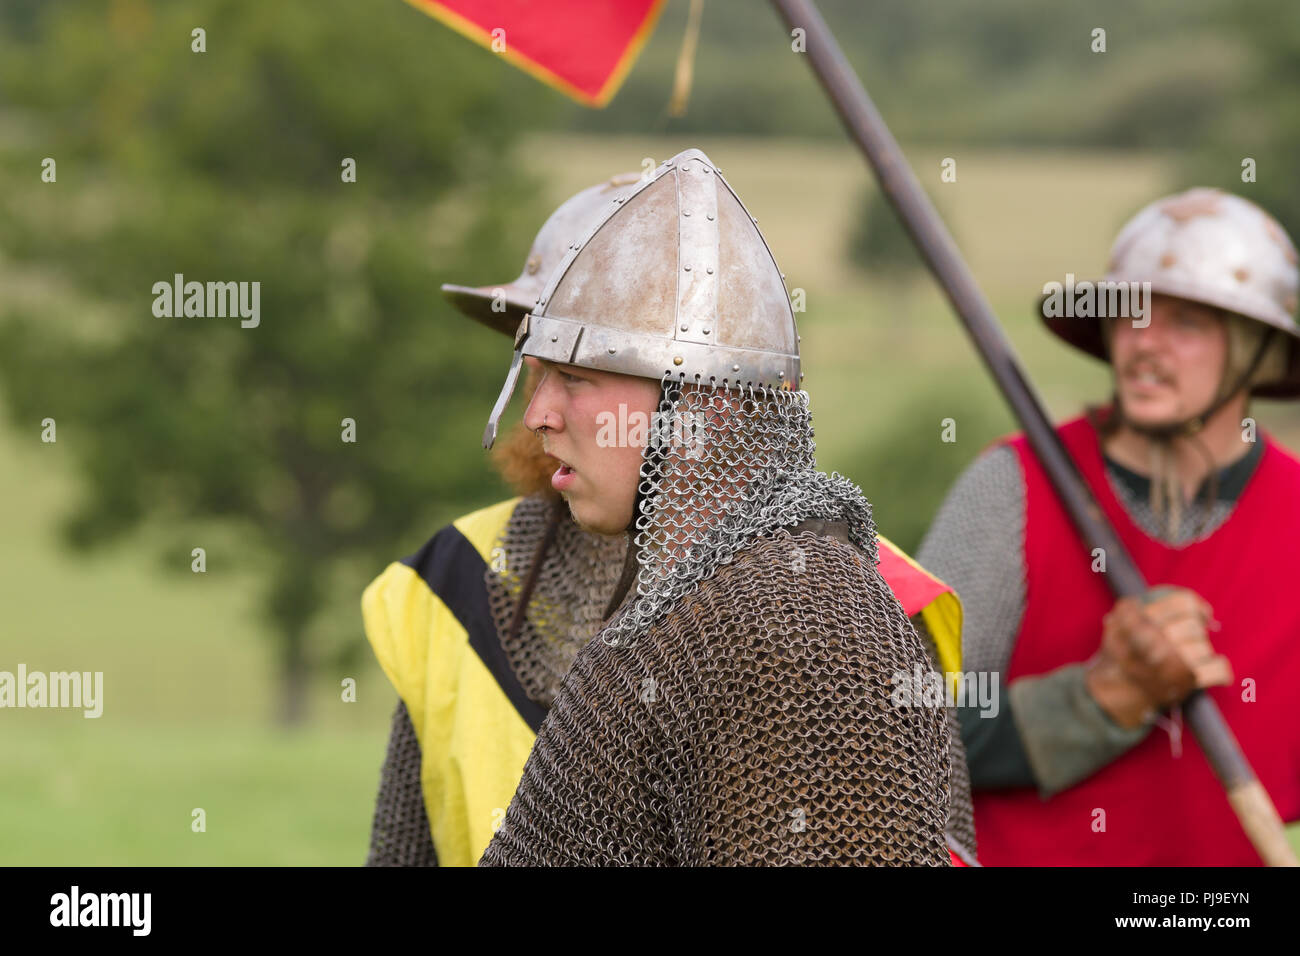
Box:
[1119,358,1175,383]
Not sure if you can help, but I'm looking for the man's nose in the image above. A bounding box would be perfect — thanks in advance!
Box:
[1129,313,1170,351]
[522,363,560,433]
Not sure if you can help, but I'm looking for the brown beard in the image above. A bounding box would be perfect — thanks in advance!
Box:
[489,363,562,500]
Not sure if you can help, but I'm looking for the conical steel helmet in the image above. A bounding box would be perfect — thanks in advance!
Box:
[441,172,642,336]
[484,147,801,448]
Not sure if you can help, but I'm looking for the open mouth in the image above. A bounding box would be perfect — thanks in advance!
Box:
[1126,366,1173,389]
[551,458,577,492]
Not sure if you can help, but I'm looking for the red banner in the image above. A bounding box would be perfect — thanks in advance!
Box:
[406,0,667,106]
[877,536,952,619]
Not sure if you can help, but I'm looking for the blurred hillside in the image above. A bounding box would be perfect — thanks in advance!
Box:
[569,0,1300,236]
[568,0,1240,147]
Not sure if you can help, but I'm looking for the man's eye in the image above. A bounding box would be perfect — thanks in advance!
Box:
[558,370,582,383]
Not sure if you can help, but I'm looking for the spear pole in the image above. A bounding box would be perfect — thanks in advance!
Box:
[769,0,1296,865]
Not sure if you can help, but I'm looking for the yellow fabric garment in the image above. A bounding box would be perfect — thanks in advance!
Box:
[362,498,534,866]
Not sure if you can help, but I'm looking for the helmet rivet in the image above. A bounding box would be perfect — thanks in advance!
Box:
[683,210,691,217]
[684,264,692,271]
[673,356,684,366]
[706,213,714,221]
[608,347,617,354]
[702,327,711,335]
[681,324,689,331]
[706,267,713,275]
[781,273,786,280]
[551,335,558,342]
[800,373,805,382]
[732,364,741,372]
[778,371,785,378]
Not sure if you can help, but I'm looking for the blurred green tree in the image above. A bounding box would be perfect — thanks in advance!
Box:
[0,0,555,724]
[846,185,956,324]
[848,186,928,277]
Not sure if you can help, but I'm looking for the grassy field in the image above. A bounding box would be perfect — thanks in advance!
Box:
[0,400,393,865]
[4,135,1299,864]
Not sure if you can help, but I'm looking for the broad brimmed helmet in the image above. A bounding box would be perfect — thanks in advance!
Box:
[1040,187,1300,398]
[442,173,642,337]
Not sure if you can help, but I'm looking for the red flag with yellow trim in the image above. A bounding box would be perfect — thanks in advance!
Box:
[876,534,963,678]
[404,0,667,107]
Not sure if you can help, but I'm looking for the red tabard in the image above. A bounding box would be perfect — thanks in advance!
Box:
[972,415,1300,865]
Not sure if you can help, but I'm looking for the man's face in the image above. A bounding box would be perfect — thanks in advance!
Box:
[1109,294,1228,428]
[521,356,662,535]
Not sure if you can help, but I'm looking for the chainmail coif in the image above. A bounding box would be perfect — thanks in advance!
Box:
[479,379,954,865]
[485,495,629,708]
[602,378,877,647]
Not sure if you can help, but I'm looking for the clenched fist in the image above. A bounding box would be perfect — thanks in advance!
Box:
[1085,586,1233,729]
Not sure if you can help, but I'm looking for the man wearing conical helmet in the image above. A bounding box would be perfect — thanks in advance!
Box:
[474,148,958,866]
[918,188,1300,864]
[363,163,977,866]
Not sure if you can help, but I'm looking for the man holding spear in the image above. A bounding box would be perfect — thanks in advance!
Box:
[765,0,1297,864]
[918,189,1300,864]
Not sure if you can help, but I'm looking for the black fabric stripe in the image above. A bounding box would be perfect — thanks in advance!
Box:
[400,525,547,733]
